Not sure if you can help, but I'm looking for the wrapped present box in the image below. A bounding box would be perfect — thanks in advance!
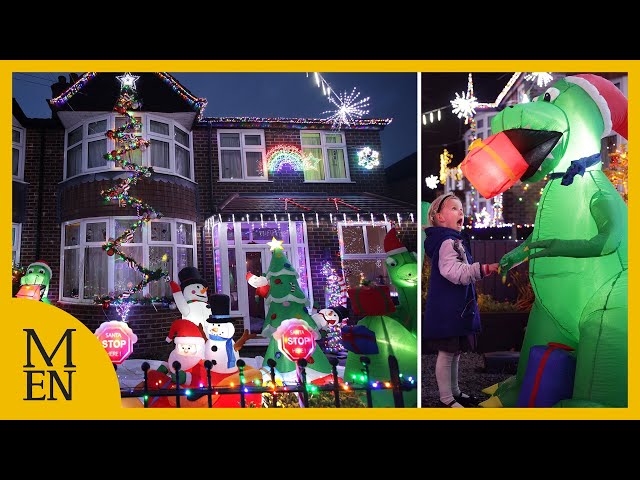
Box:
[348,285,396,316]
[341,325,378,355]
[16,284,42,301]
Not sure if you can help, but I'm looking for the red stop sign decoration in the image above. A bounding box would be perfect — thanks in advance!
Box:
[95,321,138,365]
[274,319,318,362]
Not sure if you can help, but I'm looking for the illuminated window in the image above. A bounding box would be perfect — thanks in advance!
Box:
[63,114,193,180]
[301,130,350,182]
[338,222,393,290]
[217,129,267,181]
[60,217,196,302]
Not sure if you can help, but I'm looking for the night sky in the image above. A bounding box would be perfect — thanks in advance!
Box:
[421,72,517,201]
[12,72,417,168]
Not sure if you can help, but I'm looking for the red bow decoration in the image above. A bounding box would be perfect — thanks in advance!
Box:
[280,198,311,211]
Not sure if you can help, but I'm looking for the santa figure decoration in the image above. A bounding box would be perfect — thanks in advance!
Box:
[159,319,208,388]
[246,272,270,301]
[170,267,211,329]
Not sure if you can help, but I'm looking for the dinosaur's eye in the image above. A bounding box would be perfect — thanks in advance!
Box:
[39,269,44,274]
[542,87,560,102]
[385,257,398,267]
[28,269,34,274]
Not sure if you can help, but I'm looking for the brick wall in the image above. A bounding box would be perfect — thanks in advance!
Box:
[20,127,65,302]
[193,126,388,214]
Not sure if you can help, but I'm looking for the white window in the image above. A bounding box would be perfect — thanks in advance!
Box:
[217,129,267,181]
[12,125,25,180]
[301,131,350,181]
[60,217,196,302]
[338,222,392,290]
[12,223,21,265]
[63,114,194,180]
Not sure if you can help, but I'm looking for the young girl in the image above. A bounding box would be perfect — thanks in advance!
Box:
[423,193,498,408]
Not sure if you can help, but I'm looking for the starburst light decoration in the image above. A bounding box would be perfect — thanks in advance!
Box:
[450,89,478,123]
[525,72,553,88]
[425,175,439,189]
[323,87,370,130]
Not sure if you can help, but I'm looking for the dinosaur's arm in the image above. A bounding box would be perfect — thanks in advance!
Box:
[498,233,533,282]
[529,191,623,259]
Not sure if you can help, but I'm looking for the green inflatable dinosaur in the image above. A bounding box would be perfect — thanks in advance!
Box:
[17,260,53,305]
[462,74,628,408]
[383,228,418,337]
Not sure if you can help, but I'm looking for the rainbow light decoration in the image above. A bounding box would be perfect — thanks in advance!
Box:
[266,145,319,172]
[357,147,380,169]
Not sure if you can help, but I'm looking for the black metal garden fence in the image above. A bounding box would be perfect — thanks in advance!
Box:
[120,355,416,408]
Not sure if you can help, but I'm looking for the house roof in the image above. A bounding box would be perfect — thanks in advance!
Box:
[48,72,207,128]
[200,117,392,130]
[214,192,415,223]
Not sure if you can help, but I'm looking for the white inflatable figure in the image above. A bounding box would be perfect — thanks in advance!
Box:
[204,321,239,374]
[204,320,257,375]
[169,267,211,330]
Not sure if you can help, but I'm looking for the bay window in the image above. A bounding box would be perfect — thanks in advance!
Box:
[64,114,193,180]
[60,217,196,302]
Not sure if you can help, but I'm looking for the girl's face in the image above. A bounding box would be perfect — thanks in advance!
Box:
[435,196,464,231]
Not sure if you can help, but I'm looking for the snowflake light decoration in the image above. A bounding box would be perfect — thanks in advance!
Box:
[474,207,492,228]
[323,87,370,130]
[525,72,553,88]
[450,90,478,123]
[425,175,439,189]
[357,147,380,169]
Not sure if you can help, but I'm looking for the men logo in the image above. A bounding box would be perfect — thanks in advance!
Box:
[23,329,76,401]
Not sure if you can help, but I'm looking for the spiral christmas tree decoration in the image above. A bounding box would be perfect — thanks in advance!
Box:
[100,73,168,302]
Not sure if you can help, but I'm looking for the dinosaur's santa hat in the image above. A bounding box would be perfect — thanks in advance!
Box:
[565,74,628,140]
[30,260,52,278]
[384,228,407,256]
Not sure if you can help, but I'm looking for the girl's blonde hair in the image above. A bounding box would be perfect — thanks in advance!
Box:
[426,193,460,227]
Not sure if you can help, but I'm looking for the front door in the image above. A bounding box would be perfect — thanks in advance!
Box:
[242,245,292,335]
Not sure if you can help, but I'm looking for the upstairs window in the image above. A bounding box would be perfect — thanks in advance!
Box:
[12,126,25,180]
[64,114,193,180]
[217,129,267,181]
[301,130,350,182]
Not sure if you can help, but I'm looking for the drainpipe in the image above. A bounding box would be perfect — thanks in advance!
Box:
[35,129,45,259]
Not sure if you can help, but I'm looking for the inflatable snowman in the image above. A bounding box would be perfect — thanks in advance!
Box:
[204,320,239,374]
[169,267,211,330]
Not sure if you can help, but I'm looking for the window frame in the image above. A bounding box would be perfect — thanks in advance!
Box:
[59,217,197,303]
[12,223,21,265]
[337,221,392,289]
[12,124,25,181]
[217,129,268,182]
[63,113,194,181]
[300,130,351,182]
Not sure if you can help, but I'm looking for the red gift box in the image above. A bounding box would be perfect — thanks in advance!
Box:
[460,133,529,199]
[347,285,396,316]
[16,284,42,301]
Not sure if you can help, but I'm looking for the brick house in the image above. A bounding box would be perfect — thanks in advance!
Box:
[12,72,417,358]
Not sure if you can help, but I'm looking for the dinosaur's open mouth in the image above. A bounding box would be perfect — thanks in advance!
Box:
[460,129,562,199]
[502,129,562,181]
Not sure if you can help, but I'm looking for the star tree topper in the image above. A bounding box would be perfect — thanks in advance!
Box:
[117,72,140,91]
[267,237,284,251]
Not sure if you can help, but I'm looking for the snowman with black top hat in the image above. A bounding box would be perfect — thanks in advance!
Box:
[170,267,211,330]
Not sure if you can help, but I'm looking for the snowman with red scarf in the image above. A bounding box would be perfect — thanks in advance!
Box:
[170,267,211,330]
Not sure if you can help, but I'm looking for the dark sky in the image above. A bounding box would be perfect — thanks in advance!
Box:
[12,72,417,167]
[421,72,516,200]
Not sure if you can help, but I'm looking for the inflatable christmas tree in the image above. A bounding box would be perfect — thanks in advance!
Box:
[260,238,332,383]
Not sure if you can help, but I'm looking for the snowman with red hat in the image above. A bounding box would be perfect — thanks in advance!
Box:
[169,267,211,330]
[157,319,208,388]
